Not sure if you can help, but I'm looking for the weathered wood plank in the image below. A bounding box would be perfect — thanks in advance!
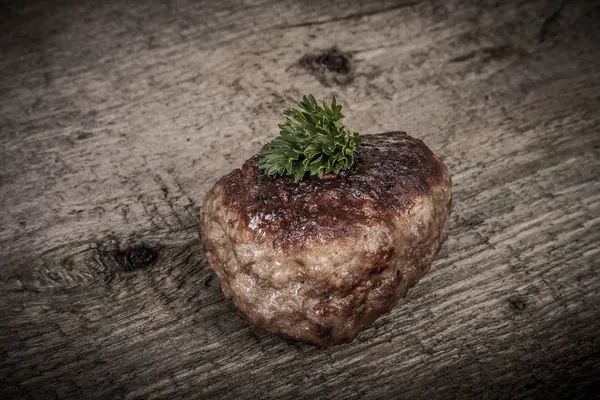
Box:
[1,0,600,398]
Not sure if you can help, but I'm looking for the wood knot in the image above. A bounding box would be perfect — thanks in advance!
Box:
[120,244,158,271]
[299,46,354,86]
[311,47,351,74]
[508,296,527,311]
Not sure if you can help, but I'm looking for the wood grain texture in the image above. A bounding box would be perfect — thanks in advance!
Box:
[1,0,600,398]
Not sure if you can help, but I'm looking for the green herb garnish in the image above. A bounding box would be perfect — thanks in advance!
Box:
[258,94,363,182]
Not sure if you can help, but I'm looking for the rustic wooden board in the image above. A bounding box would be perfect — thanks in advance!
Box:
[1,0,600,398]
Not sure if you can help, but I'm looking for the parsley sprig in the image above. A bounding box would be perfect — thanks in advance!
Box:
[259,94,363,182]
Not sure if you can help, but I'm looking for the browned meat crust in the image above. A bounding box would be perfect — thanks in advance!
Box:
[200,132,452,347]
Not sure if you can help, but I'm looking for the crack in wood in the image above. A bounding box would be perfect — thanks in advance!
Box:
[274,1,420,30]
[539,0,568,43]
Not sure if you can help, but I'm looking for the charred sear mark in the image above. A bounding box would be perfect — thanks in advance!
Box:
[315,324,333,338]
[369,266,385,275]
[299,46,354,86]
[117,244,159,271]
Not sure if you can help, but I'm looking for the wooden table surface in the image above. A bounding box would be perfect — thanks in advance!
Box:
[1,0,599,398]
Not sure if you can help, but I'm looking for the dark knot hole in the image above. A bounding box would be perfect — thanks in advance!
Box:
[121,244,158,271]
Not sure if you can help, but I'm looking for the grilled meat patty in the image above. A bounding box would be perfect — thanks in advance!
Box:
[199,131,452,347]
